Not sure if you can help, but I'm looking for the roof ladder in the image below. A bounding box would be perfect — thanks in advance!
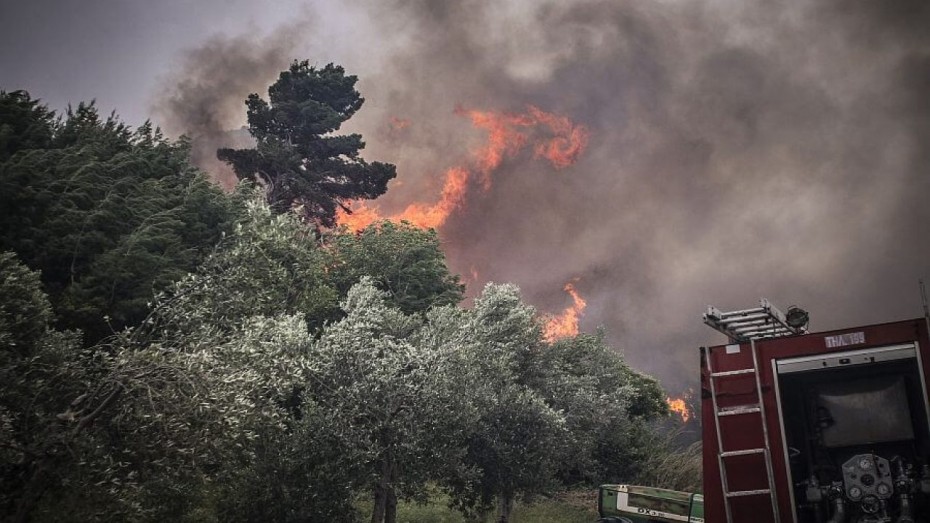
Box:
[703,298,806,343]
[705,339,780,523]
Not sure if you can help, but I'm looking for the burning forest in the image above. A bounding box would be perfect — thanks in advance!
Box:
[4,0,930,519]
[336,105,589,231]
[0,53,689,522]
[145,0,930,403]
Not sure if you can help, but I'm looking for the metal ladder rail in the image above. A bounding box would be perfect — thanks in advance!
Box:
[704,298,804,342]
[706,341,780,523]
[751,338,781,523]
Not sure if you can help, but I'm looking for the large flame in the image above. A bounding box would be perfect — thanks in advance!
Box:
[462,105,590,179]
[666,396,691,423]
[543,282,587,342]
[336,105,589,231]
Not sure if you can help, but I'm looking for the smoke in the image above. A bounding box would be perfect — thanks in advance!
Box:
[155,0,930,392]
[342,0,930,391]
[151,27,305,188]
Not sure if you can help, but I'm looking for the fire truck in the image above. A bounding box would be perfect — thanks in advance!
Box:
[701,299,930,523]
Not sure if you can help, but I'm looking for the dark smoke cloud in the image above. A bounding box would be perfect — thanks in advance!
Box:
[156,0,930,394]
[151,27,306,188]
[343,0,930,392]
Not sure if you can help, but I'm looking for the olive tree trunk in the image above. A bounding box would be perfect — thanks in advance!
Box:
[496,490,514,523]
[371,449,398,523]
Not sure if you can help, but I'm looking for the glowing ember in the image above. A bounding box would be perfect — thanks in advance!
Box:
[335,106,589,231]
[543,282,587,342]
[666,397,691,422]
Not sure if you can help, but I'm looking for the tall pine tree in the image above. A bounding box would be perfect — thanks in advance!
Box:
[219,61,395,227]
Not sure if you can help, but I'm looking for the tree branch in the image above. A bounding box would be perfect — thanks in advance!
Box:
[73,384,123,436]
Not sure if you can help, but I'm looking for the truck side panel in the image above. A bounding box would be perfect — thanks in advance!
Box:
[701,318,930,523]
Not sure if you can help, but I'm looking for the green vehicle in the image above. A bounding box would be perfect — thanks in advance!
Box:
[597,484,704,523]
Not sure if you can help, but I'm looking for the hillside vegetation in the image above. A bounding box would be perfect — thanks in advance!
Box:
[0,81,695,523]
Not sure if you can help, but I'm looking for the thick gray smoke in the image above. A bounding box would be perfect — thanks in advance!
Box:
[157,0,930,395]
[152,29,304,188]
[348,0,930,392]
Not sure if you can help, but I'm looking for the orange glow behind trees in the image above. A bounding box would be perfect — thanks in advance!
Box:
[336,105,589,231]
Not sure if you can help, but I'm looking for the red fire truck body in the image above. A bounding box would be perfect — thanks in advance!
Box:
[701,313,930,523]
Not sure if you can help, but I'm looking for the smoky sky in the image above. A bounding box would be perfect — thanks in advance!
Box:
[152,30,304,189]
[6,0,930,394]
[343,0,930,391]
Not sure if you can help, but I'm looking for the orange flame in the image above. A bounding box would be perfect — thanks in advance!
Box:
[458,107,531,189]
[666,396,691,422]
[395,166,470,229]
[543,282,587,342]
[337,201,385,232]
[339,166,470,231]
[527,106,590,168]
[458,105,590,189]
[336,106,589,231]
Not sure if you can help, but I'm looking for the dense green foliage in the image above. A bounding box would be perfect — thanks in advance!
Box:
[0,92,238,343]
[0,84,685,523]
[2,239,335,521]
[442,289,669,522]
[218,61,396,228]
[0,252,87,520]
[306,280,475,523]
[0,91,55,161]
[326,221,465,314]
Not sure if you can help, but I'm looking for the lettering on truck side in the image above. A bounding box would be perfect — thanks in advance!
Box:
[824,331,865,348]
[616,491,704,522]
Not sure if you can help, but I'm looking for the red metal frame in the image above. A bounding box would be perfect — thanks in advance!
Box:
[701,318,930,523]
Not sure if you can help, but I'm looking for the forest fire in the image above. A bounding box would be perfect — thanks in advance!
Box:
[336,105,589,231]
[459,105,589,188]
[666,396,691,422]
[543,282,587,342]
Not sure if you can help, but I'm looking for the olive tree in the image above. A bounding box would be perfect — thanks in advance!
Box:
[307,279,476,523]
[436,283,569,523]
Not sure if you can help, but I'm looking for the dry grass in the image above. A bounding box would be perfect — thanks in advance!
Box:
[635,439,702,492]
